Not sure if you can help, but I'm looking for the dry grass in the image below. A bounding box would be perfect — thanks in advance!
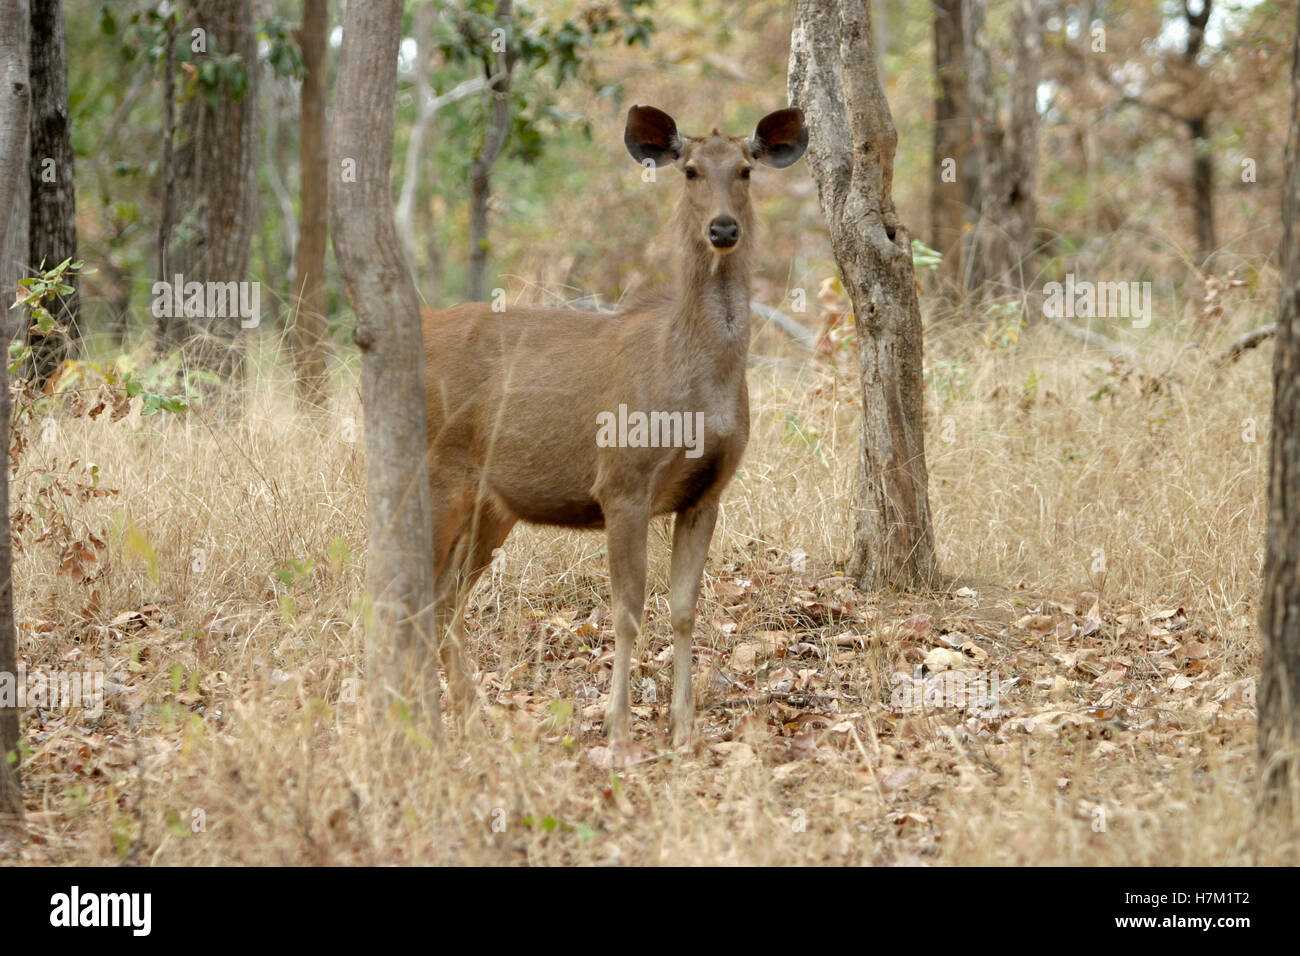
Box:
[1,293,1295,866]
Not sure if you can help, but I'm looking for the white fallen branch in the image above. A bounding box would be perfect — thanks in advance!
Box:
[750,300,817,350]
[1041,311,1149,367]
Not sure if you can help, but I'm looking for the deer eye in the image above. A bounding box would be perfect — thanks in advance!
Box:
[740,167,751,179]
[684,166,700,180]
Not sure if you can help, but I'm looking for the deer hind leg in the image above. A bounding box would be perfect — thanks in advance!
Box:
[601,501,650,741]
[432,483,515,726]
[669,500,718,747]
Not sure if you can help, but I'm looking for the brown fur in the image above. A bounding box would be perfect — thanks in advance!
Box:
[421,106,806,744]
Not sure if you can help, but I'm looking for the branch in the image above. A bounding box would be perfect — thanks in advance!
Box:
[1215,323,1276,365]
[750,301,816,350]
[423,74,493,121]
[1041,311,1151,366]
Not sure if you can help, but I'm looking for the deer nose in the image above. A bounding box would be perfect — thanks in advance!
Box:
[708,216,740,249]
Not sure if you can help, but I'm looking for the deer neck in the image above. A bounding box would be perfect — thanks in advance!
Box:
[666,230,752,373]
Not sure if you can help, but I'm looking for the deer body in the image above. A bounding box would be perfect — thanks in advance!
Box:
[422,105,807,744]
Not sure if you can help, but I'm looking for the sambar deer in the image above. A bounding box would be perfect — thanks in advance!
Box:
[423,104,807,745]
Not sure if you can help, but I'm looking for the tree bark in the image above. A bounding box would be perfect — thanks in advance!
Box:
[292,0,330,412]
[790,0,937,590]
[1260,0,1300,818]
[0,0,29,822]
[930,0,967,282]
[26,0,76,390]
[156,13,176,340]
[160,0,258,381]
[1184,0,1216,267]
[963,0,1041,295]
[1190,113,1215,267]
[0,150,27,340]
[466,0,513,303]
[329,0,441,724]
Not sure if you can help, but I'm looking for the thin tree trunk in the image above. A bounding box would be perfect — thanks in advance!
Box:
[1260,0,1300,819]
[26,0,76,390]
[1,151,27,339]
[156,12,176,341]
[396,0,434,288]
[1190,113,1216,268]
[1004,0,1040,274]
[963,0,995,292]
[264,73,299,290]
[162,0,258,381]
[790,0,938,590]
[329,0,441,724]
[930,0,967,283]
[963,0,1040,296]
[400,76,492,303]
[466,0,513,303]
[1185,0,1216,267]
[0,0,30,822]
[292,0,329,411]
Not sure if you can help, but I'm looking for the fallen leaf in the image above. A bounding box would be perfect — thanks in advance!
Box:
[922,647,966,672]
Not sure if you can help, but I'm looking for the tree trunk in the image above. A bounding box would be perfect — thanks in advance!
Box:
[329,0,441,724]
[963,0,1040,295]
[1189,115,1215,267]
[1004,0,1040,275]
[156,13,176,343]
[466,0,513,303]
[396,0,434,289]
[0,0,29,822]
[1260,0,1300,819]
[930,0,967,283]
[790,0,938,590]
[161,0,258,381]
[1185,0,1216,267]
[0,151,27,339]
[26,0,76,391]
[292,0,330,412]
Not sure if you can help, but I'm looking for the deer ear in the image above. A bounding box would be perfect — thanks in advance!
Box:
[749,108,808,169]
[625,105,682,167]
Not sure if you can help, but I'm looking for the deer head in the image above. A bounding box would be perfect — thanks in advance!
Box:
[624,105,808,255]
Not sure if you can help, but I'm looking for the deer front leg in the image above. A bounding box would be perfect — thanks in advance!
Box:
[603,504,650,741]
[669,501,718,747]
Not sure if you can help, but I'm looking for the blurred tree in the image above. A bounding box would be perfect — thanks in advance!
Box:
[790,0,937,590]
[329,0,444,726]
[466,0,514,303]
[1183,0,1216,267]
[1260,0,1300,819]
[292,0,329,411]
[929,0,968,286]
[964,0,1041,296]
[395,0,466,293]
[159,0,258,381]
[0,0,28,823]
[27,0,78,390]
[428,0,655,302]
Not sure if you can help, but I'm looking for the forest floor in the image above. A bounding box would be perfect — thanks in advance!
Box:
[0,306,1294,865]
